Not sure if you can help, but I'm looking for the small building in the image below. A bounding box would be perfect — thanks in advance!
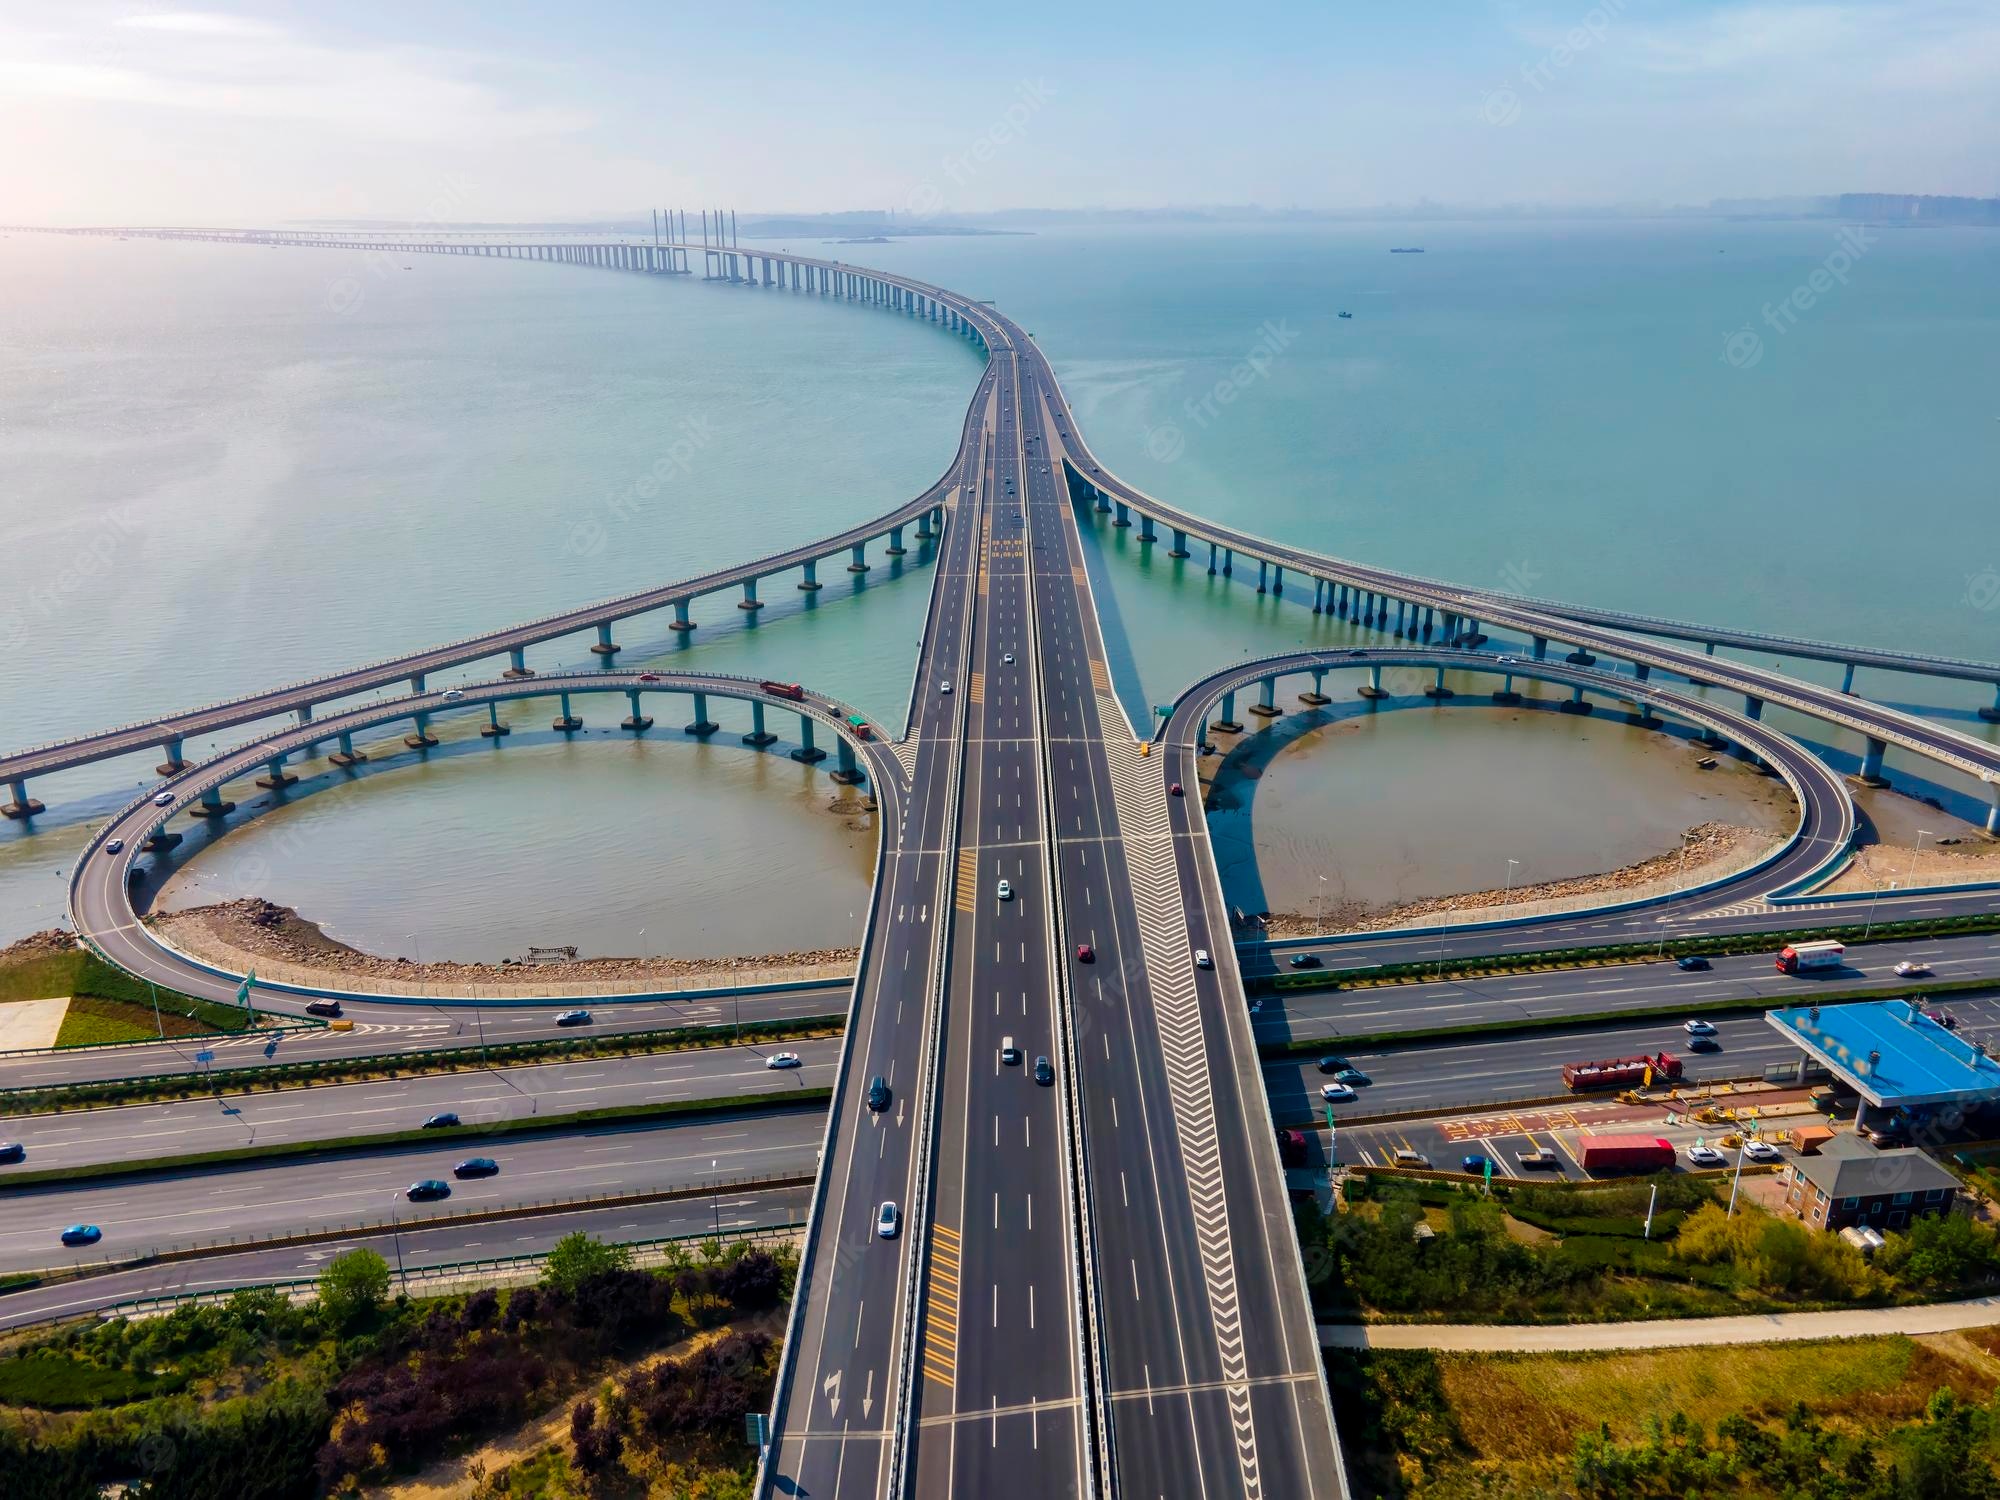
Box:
[1766,999,2000,1124]
[1780,1132,1960,1232]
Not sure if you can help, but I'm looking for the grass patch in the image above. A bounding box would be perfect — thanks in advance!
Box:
[0,1348,186,1408]
[52,995,218,1048]
[0,947,260,1039]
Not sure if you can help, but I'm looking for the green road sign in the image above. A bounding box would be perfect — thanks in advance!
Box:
[235,969,256,1008]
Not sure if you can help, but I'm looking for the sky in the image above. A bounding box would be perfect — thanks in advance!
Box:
[1,1,1996,224]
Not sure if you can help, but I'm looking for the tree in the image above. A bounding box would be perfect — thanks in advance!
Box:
[318,1248,391,1327]
[543,1232,632,1296]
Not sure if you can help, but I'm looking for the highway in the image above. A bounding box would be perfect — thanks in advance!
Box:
[0,1037,839,1172]
[0,1109,823,1275]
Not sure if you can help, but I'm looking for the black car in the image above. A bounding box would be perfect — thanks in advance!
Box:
[867,1075,891,1111]
[305,999,343,1018]
[422,1112,461,1130]
[406,1179,452,1202]
[1675,955,1712,972]
[555,1009,593,1027]
[0,1142,24,1164]
[453,1157,499,1178]
[1033,1056,1054,1086]
[1288,953,1322,970]
[1315,1056,1351,1075]
[1686,1033,1721,1052]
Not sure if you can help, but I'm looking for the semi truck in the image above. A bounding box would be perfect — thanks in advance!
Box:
[1578,1134,1677,1173]
[1562,1051,1684,1091]
[1776,940,1846,975]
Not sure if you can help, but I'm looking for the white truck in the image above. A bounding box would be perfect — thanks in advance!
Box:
[1776,940,1846,975]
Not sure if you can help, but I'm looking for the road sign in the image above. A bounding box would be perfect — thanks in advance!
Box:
[193,1050,215,1065]
[235,968,256,1008]
[744,1412,769,1448]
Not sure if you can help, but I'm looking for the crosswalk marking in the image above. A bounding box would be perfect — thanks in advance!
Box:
[1089,657,1112,695]
[922,1222,961,1389]
[969,672,985,705]
[955,847,980,913]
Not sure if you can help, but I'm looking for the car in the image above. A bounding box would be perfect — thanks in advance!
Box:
[1517,1149,1560,1169]
[1169,782,1184,797]
[406,1179,453,1201]
[997,879,1013,901]
[0,1142,24,1164]
[1685,1145,1728,1169]
[555,1009,593,1027]
[1034,1055,1054,1086]
[441,688,465,701]
[152,791,174,807]
[637,672,661,682]
[1864,1123,1909,1149]
[1391,1149,1431,1169]
[453,1157,499,1178]
[1003,653,1015,665]
[1193,948,1212,969]
[1320,1082,1356,1103]
[1896,960,1933,978]
[1000,1039,1022,1065]
[1684,1018,1718,1036]
[940,681,953,694]
[422,1112,461,1130]
[1315,1055,1352,1074]
[1333,1068,1371,1086]
[766,1052,802,1070]
[1461,1154,1493,1175]
[867,1075,891,1111]
[60,1225,102,1248]
[1675,955,1711,972]
[877,1201,901,1239]
[304,999,343,1019]
[1741,1139,1781,1163]
[1076,943,1094,962]
[1686,1033,1720,1052]
[1287,953,1322,970]
[104,839,123,855]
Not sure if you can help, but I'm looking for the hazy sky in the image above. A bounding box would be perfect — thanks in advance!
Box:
[3,1,1996,224]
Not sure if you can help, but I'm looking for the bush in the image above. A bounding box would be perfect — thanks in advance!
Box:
[318,1247,391,1328]
[543,1232,633,1296]
[0,1350,182,1409]
[1879,1213,2000,1290]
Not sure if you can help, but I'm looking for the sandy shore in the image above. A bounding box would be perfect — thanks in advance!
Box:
[148,898,857,999]
[1259,821,1784,938]
[1823,837,2000,895]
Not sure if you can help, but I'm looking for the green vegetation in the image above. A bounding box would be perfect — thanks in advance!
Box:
[1306,1174,2000,1324]
[1330,1335,2000,1497]
[0,946,261,1042]
[0,1233,794,1500]
[543,1230,633,1294]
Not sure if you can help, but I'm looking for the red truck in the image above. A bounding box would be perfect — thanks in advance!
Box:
[1561,1051,1683,1091]
[759,680,806,701]
[1578,1134,1677,1173]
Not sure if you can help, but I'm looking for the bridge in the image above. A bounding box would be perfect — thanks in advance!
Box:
[12,219,2000,1498]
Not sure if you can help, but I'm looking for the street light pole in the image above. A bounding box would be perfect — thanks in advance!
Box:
[710,1158,721,1238]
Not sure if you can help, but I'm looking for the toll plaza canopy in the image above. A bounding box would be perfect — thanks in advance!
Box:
[1767,999,2000,1110]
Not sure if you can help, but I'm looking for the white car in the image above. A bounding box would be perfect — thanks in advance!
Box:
[1741,1139,1781,1163]
[152,791,174,807]
[1686,1145,1728,1169]
[997,879,1013,901]
[104,839,124,855]
[1684,1018,1718,1036]
[765,1052,802,1070]
[441,688,465,702]
[1895,960,1932,978]
[1320,1082,1356,1103]
[877,1201,901,1239]
[1003,653,1015,665]
[1193,949,1212,969]
[940,681,954,694]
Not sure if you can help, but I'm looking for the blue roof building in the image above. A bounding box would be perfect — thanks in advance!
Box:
[1765,998,2000,1110]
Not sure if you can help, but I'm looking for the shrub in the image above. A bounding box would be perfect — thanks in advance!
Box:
[543,1232,633,1296]
[317,1248,391,1328]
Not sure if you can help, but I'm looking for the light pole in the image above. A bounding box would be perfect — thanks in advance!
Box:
[1503,858,1519,903]
[1657,831,1697,958]
[710,1158,721,1238]
[1863,879,1897,941]
[145,977,164,1039]
[387,1192,408,1295]
[1903,830,1934,891]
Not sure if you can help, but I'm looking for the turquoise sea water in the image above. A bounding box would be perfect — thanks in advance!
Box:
[1,221,1994,953]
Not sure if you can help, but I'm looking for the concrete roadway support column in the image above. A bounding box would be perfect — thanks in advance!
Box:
[1493,672,1522,705]
[504,647,533,679]
[1113,500,1131,528]
[886,524,907,557]
[256,752,297,789]
[1335,585,1349,618]
[1395,599,1408,637]
[553,692,583,732]
[1743,695,1764,722]
[1169,528,1189,559]
[410,672,427,694]
[1094,488,1112,514]
[670,600,695,632]
[743,700,777,748]
[144,819,182,851]
[1213,690,1243,734]
[1138,513,1158,543]
[791,714,827,764]
[685,692,718,736]
[1249,677,1283,718]
[740,578,763,611]
[1273,565,1284,597]
[622,690,653,732]
[1982,684,2000,724]
[1463,618,1485,646]
[1300,669,1330,706]
[405,711,439,749]
[329,731,368,767]
[1,779,42,818]
[157,737,188,775]
[592,622,619,657]
[831,738,865,786]
[1987,786,2000,836]
[1560,685,1592,716]
[1311,579,1325,614]
[1222,548,1233,576]
[915,510,936,541]
[848,542,870,574]
[1857,736,1889,787]
[1532,636,1547,661]
[1358,664,1388,701]
[1208,541,1219,575]
[480,703,510,739]
[1257,559,1269,595]
[799,558,822,591]
[1565,646,1596,666]
[192,786,234,818]
[1635,663,1652,683]
[1841,663,1857,695]
[1425,666,1453,700]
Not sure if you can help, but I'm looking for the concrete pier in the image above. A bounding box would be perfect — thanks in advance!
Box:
[592,623,619,656]
[2,779,42,819]
[504,647,533,679]
[143,821,182,852]
[831,739,865,786]
[1841,663,1857,694]
[740,578,763,611]
[329,731,368,767]
[1138,514,1158,543]
[1168,529,1189,559]
[791,714,827,764]
[1560,685,1593,716]
[191,787,234,818]
[1857,736,1889,787]
[1424,666,1454,700]
[1493,673,1522,705]
[685,692,719,736]
[1213,690,1243,734]
[1113,501,1131,528]
[621,689,653,732]
[157,737,188,775]
[743,700,778,747]
[1208,541,1219,575]
[1983,685,2000,724]
[1358,664,1388,701]
[405,711,439,749]
[1256,559,1268,595]
[670,600,695,632]
[886,525,906,557]
[799,558,821,591]
[848,543,869,574]
[1566,648,1596,667]
[1299,669,1330,706]
[553,692,583,732]
[1531,636,1547,660]
[1272,565,1284,597]
[1248,677,1283,718]
[480,703,510,738]
[255,752,297,789]
[1744,695,1765,721]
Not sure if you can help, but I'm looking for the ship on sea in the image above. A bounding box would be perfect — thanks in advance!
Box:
[1389,246,1425,253]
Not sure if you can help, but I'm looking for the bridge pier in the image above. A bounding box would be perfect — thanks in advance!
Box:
[848,543,870,574]
[739,578,763,611]
[1982,685,2000,724]
[830,738,865,786]
[1635,663,1651,683]
[1213,690,1243,734]
[1335,584,1349,618]
[157,737,188,775]
[915,508,937,541]
[1094,488,1112,514]
[1743,695,1764,722]
[144,820,182,851]
[190,786,234,818]
[1857,736,1889,787]
[1358,664,1388,701]
[685,691,719,736]
[1560,684,1592,716]
[553,692,583,732]
[791,714,827,764]
[480,703,510,738]
[410,672,427,694]
[329,731,368,767]
[622,689,653,732]
[1493,672,1522,705]
[1425,666,1454,700]
[1113,501,1130,528]
[1,779,41,819]
[1138,514,1158,543]
[1256,559,1268,594]
[1565,647,1596,666]
[1169,528,1189,559]
[743,700,777,747]
[799,558,821,591]
[1208,541,1219,575]
[886,524,906,557]
[1272,564,1284,596]
[592,622,619,656]
[1249,677,1282,718]
[1531,636,1547,660]
[670,600,695,632]
[1395,599,1408,637]
[1299,669,1330,706]
[256,751,297,789]
[1841,663,1857,695]
[1310,578,1324,613]
[1463,617,1486,646]
[504,647,533,679]
[1222,548,1233,576]
[405,711,439,749]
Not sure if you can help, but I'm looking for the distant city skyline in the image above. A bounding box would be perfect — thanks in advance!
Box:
[2,1,1996,224]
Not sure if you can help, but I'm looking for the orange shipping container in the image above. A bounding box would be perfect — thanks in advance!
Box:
[1788,1125,1835,1155]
